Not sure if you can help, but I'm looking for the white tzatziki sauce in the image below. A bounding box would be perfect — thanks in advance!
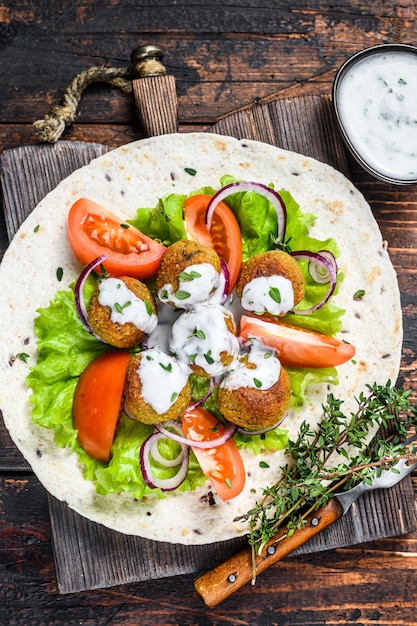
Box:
[241,275,294,316]
[98,278,158,334]
[169,303,240,377]
[138,349,191,414]
[220,341,281,391]
[158,263,220,308]
[337,50,417,180]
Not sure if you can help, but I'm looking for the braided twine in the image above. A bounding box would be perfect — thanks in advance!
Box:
[33,57,164,143]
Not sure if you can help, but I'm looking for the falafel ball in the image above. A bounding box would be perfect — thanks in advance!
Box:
[124,349,191,424]
[170,303,240,377]
[236,250,305,317]
[87,276,158,348]
[156,239,222,308]
[217,341,291,430]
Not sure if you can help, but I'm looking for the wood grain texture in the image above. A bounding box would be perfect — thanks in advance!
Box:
[1,1,417,623]
[132,75,179,136]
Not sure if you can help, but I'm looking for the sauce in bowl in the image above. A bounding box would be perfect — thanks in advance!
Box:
[333,44,417,184]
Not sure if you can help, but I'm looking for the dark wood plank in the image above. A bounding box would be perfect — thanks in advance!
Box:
[2,477,417,626]
[0,1,415,140]
[1,1,417,621]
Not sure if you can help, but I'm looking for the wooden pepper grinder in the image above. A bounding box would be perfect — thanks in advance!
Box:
[131,44,178,137]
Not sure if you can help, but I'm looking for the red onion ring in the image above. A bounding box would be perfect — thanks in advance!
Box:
[308,250,337,284]
[187,377,215,411]
[205,181,287,243]
[74,255,107,339]
[290,250,337,315]
[155,418,237,449]
[140,430,189,491]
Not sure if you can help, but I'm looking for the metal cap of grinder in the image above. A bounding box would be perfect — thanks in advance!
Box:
[131,45,167,78]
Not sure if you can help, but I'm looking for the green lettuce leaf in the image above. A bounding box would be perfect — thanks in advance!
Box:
[128,194,187,246]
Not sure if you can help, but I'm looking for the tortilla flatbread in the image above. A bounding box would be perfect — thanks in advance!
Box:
[0,133,402,544]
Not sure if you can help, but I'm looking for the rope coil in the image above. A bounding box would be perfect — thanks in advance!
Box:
[33,45,166,143]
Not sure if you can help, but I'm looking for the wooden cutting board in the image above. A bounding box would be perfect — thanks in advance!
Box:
[1,94,416,594]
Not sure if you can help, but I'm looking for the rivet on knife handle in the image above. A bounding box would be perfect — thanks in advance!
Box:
[131,45,178,137]
[194,498,343,607]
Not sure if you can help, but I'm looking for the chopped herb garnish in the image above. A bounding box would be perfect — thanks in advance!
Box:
[254,378,262,389]
[99,263,108,277]
[225,478,233,489]
[398,77,407,85]
[210,423,220,433]
[269,286,282,304]
[160,362,173,372]
[259,461,270,468]
[146,355,153,361]
[56,267,64,281]
[175,290,191,300]
[160,289,169,300]
[189,353,197,364]
[120,223,130,229]
[33,224,40,233]
[184,167,197,176]
[179,270,202,282]
[264,352,272,359]
[171,392,178,403]
[188,328,206,340]
[114,301,131,314]
[204,350,214,365]
[354,289,365,300]
[144,300,153,316]
[16,352,30,363]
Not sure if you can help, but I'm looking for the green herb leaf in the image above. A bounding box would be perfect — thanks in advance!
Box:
[56,267,64,282]
[16,352,30,363]
[269,286,282,304]
[179,270,202,282]
[354,289,365,300]
[259,461,270,468]
[204,351,214,365]
[159,362,173,372]
[188,328,206,340]
[144,300,153,316]
[184,167,197,176]
[254,378,262,388]
[114,301,131,314]
[175,290,191,300]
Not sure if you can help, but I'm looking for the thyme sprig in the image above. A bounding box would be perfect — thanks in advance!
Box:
[240,381,417,564]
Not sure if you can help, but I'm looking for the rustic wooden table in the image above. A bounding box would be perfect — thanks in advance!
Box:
[1,2,417,624]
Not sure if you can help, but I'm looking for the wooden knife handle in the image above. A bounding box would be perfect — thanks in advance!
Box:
[194,497,343,607]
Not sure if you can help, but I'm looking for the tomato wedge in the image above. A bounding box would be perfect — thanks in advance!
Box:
[68,198,166,279]
[183,194,243,290]
[72,351,130,462]
[239,315,355,368]
[181,406,246,502]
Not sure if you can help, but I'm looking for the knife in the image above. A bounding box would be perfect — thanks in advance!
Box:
[194,456,417,607]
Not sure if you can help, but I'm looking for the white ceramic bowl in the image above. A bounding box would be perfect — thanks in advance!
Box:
[333,44,417,185]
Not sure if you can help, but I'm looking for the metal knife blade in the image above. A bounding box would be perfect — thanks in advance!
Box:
[194,456,417,607]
